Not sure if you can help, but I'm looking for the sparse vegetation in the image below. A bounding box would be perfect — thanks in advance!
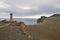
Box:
[0,14,60,40]
[27,14,60,40]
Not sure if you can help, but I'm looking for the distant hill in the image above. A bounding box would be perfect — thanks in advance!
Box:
[37,14,60,23]
[50,14,60,17]
[27,14,60,40]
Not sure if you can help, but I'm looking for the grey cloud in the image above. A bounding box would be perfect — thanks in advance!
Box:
[0,0,60,17]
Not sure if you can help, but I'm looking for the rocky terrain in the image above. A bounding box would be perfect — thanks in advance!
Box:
[0,23,30,40]
[27,14,60,40]
[0,14,60,40]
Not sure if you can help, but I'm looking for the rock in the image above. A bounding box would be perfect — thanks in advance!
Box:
[37,16,47,23]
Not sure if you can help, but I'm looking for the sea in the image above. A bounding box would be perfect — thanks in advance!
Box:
[0,18,37,25]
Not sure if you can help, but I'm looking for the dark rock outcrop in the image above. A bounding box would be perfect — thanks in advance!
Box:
[37,16,47,23]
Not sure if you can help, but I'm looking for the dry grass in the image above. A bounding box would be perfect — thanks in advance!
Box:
[0,24,30,40]
[27,16,60,40]
[0,15,60,40]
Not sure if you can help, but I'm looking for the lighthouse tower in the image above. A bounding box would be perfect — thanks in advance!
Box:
[10,13,13,22]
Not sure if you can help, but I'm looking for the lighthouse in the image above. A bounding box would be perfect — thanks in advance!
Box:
[10,13,13,22]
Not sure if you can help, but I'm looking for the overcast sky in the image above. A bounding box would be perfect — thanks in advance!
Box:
[0,0,60,18]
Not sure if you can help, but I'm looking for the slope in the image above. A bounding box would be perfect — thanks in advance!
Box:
[27,14,60,40]
[0,23,30,40]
